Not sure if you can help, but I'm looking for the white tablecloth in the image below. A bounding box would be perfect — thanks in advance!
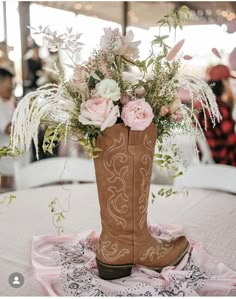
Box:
[0,183,236,296]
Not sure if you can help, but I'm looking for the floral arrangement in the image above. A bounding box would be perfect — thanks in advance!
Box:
[1,6,221,183]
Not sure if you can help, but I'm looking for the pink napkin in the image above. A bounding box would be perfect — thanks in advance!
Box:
[32,224,236,296]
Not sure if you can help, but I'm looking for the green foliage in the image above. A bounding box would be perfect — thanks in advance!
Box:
[0,193,16,206]
[151,185,188,203]
[157,187,178,198]
[79,137,102,159]
[154,143,184,180]
[151,187,178,203]
[152,141,186,201]
[156,5,191,30]
[0,146,20,158]
[42,126,66,154]
[48,196,70,235]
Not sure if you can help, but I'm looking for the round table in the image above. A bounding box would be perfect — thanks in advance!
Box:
[0,183,236,295]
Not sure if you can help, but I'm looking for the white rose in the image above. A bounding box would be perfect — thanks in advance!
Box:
[95,79,120,102]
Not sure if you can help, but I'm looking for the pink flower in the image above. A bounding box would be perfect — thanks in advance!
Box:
[121,98,154,131]
[211,48,222,59]
[100,28,140,59]
[183,55,192,60]
[176,88,190,103]
[193,100,203,110]
[71,65,90,99]
[159,105,169,117]
[79,96,120,131]
[117,30,141,59]
[166,39,185,61]
[100,28,122,53]
[120,94,131,105]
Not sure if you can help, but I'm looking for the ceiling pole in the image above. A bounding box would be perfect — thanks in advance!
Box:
[18,1,31,95]
[2,1,7,54]
[122,1,128,36]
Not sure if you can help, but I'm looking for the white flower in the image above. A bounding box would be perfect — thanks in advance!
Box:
[117,30,141,59]
[100,28,140,59]
[169,98,182,114]
[100,28,122,53]
[95,79,120,102]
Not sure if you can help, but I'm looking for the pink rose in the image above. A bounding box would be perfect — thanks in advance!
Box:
[121,98,154,131]
[159,105,169,117]
[79,96,120,131]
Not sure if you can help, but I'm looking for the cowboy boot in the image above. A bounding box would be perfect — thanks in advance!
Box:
[94,123,189,280]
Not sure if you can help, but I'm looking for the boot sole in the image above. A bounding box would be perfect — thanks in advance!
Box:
[96,243,190,280]
[153,242,190,272]
[96,258,133,280]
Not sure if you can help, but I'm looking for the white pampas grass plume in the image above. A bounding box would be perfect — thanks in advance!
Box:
[10,84,78,159]
[177,74,222,130]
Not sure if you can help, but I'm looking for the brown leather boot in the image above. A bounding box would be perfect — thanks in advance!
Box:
[94,123,189,280]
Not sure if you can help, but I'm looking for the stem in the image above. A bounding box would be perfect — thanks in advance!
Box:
[65,49,76,67]
[121,56,137,66]
[174,27,177,45]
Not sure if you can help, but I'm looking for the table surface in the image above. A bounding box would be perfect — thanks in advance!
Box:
[0,183,236,296]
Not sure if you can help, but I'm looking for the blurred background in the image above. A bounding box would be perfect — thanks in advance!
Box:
[0,1,235,98]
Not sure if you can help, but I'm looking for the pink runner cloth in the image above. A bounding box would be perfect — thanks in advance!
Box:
[32,224,236,296]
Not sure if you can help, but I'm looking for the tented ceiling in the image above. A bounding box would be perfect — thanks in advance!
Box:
[34,1,236,28]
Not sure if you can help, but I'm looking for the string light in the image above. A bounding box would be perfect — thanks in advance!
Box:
[131,16,139,24]
[128,11,135,17]
[205,9,212,16]
[222,11,227,17]
[74,3,82,10]
[84,4,92,11]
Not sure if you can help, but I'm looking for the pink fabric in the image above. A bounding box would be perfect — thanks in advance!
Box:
[31,224,236,296]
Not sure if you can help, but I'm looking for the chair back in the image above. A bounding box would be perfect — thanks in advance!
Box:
[196,135,215,164]
[174,164,236,194]
[14,156,96,190]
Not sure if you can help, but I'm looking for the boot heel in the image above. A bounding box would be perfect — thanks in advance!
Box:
[96,258,132,280]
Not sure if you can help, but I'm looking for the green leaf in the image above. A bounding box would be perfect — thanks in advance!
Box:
[56,215,62,223]
[154,153,163,158]
[8,194,16,205]
[156,18,166,24]
[154,159,165,166]
[164,155,171,160]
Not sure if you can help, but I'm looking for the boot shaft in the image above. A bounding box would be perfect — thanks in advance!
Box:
[94,123,157,237]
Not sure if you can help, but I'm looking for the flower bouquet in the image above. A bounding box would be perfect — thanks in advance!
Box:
[0,6,221,280]
[2,6,220,162]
